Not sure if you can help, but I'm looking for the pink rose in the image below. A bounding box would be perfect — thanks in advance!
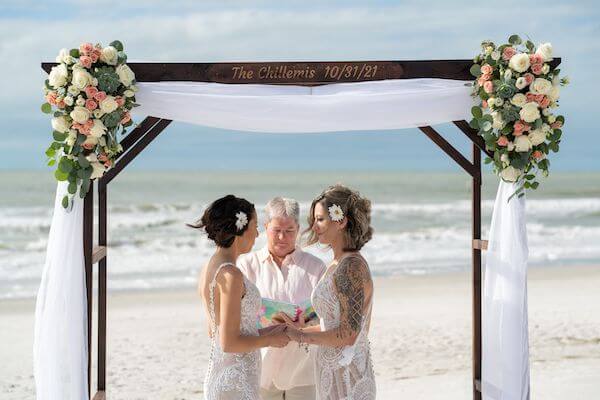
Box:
[90,53,99,63]
[502,47,517,61]
[532,150,544,160]
[524,73,534,85]
[98,153,109,162]
[497,136,509,146]
[84,119,94,128]
[82,142,95,150]
[539,97,550,108]
[120,111,131,124]
[481,64,493,75]
[94,91,107,102]
[115,96,125,107]
[79,56,92,69]
[85,99,98,111]
[46,92,58,105]
[483,81,494,94]
[482,100,488,108]
[85,86,98,98]
[531,63,543,75]
[529,54,544,65]
[551,121,563,129]
[104,160,112,168]
[526,93,537,103]
[79,42,94,55]
[57,100,65,109]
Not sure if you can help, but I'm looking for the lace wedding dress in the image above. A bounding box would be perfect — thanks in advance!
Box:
[312,255,376,400]
[204,262,262,400]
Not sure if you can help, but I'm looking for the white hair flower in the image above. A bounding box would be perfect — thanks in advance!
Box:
[328,204,344,222]
[235,211,248,231]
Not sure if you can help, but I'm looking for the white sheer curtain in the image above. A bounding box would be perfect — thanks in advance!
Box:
[134,78,474,132]
[482,181,530,400]
[34,182,88,400]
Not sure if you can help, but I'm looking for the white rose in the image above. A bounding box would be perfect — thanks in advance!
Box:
[507,141,515,151]
[124,89,135,98]
[492,111,505,129]
[70,106,91,124]
[48,64,69,88]
[520,102,541,123]
[511,93,527,108]
[100,96,119,114]
[130,85,139,92]
[71,68,93,90]
[55,48,74,65]
[528,129,547,146]
[485,46,494,55]
[100,46,118,65]
[541,64,550,75]
[500,166,522,182]
[51,116,70,133]
[67,85,80,96]
[535,43,553,62]
[515,77,528,90]
[547,86,560,102]
[504,69,512,80]
[99,137,107,147]
[116,64,135,87]
[93,109,105,119]
[547,115,556,124]
[514,135,533,152]
[89,119,107,138]
[66,130,77,147]
[76,97,86,106]
[86,153,98,163]
[494,98,504,107]
[542,108,552,117]
[63,96,74,106]
[530,78,552,95]
[491,50,500,61]
[509,53,531,73]
[90,161,106,179]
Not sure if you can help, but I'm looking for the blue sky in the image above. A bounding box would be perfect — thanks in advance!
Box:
[1,0,598,171]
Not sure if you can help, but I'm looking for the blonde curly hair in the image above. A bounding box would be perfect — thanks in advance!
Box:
[304,184,373,251]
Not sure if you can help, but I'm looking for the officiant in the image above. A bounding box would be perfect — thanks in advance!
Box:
[238,196,326,400]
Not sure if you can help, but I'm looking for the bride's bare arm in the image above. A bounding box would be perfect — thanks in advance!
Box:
[217,266,289,352]
[290,257,370,347]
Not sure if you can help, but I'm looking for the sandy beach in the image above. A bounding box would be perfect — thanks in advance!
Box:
[2,265,599,399]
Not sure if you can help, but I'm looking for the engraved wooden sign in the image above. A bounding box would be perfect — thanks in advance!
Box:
[210,62,401,84]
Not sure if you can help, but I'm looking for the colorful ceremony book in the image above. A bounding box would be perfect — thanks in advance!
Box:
[257,297,317,328]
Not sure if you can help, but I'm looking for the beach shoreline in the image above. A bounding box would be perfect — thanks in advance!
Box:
[2,264,599,399]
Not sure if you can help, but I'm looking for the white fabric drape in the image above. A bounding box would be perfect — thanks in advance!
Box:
[134,78,474,132]
[482,181,530,400]
[34,182,88,400]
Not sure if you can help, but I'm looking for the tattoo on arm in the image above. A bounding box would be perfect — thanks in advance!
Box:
[333,256,369,341]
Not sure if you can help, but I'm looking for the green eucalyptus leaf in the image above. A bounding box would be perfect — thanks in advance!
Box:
[508,35,522,45]
[55,168,69,181]
[41,103,52,114]
[62,195,69,208]
[110,40,124,52]
[70,48,80,58]
[470,64,482,77]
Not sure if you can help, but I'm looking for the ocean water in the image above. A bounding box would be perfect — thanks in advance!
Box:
[1,171,599,299]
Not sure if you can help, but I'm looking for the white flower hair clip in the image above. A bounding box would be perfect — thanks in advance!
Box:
[235,211,249,231]
[328,204,344,222]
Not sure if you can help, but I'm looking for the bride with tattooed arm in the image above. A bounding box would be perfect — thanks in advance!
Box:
[283,185,376,400]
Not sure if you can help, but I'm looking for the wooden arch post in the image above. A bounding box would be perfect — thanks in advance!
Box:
[41,58,560,400]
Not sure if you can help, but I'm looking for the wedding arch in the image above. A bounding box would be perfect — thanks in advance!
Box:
[39,56,560,400]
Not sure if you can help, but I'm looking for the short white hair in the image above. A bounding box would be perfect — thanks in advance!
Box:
[265,197,300,225]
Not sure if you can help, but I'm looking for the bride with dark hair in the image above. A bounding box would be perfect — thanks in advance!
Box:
[189,195,289,400]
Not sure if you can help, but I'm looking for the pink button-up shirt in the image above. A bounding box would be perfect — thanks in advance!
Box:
[238,245,326,390]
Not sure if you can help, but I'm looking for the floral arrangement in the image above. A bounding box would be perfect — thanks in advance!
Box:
[470,34,568,197]
[42,40,138,208]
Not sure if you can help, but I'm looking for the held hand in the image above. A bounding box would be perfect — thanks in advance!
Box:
[275,311,305,328]
[267,326,290,348]
[271,312,291,325]
[284,326,303,342]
